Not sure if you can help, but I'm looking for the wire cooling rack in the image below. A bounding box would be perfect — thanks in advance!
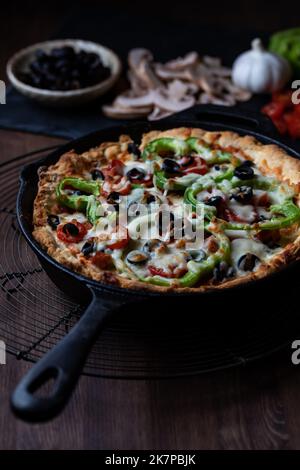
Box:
[0,146,299,378]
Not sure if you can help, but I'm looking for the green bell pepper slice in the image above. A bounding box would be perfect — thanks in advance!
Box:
[223,199,300,231]
[154,170,196,191]
[56,177,101,211]
[142,137,189,161]
[141,231,231,288]
[56,177,102,223]
[269,28,300,75]
[183,166,234,212]
[186,137,232,164]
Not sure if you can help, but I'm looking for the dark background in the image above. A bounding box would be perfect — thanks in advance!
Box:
[1,0,300,451]
[2,0,300,79]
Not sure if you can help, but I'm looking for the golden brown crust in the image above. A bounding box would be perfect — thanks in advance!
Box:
[32,127,300,293]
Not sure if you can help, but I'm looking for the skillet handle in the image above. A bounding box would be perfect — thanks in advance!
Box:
[163,104,278,137]
[11,288,122,422]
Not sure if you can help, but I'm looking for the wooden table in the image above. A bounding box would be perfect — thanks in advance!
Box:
[1,131,300,451]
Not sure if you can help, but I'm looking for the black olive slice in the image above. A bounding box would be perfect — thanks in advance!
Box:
[62,223,79,237]
[47,214,60,230]
[127,142,141,158]
[143,239,166,253]
[213,261,234,282]
[238,253,259,271]
[189,249,206,262]
[91,169,104,181]
[162,159,181,176]
[206,196,223,207]
[234,161,255,180]
[126,250,149,264]
[107,192,122,205]
[230,186,253,204]
[126,168,146,182]
[81,241,95,256]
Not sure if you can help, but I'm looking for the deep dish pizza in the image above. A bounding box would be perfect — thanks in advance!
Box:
[33,128,300,292]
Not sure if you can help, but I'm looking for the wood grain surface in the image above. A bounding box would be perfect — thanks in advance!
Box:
[1,1,300,450]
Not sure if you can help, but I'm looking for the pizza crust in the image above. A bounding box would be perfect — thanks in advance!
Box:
[32,128,300,293]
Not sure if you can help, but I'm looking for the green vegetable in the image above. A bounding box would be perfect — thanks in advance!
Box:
[183,186,215,221]
[56,177,101,223]
[142,136,232,164]
[183,166,234,212]
[269,28,300,75]
[142,231,231,288]
[258,199,300,230]
[186,137,232,163]
[142,137,189,161]
[154,170,196,191]
[223,199,300,231]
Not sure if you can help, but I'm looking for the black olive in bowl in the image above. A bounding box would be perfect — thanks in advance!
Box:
[6,39,121,107]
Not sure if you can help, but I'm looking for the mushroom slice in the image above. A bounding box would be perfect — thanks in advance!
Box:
[164,51,199,70]
[102,104,152,119]
[167,79,198,100]
[115,91,155,108]
[198,93,234,106]
[154,64,193,81]
[202,56,222,67]
[152,89,195,112]
[127,70,148,94]
[128,48,153,70]
[139,60,163,89]
[148,106,173,121]
[128,48,163,90]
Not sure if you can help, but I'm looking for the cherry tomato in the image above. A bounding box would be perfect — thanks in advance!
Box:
[256,192,270,207]
[92,252,113,269]
[284,111,300,139]
[117,180,132,195]
[262,101,286,120]
[223,208,247,224]
[183,157,208,175]
[103,159,124,178]
[101,177,131,196]
[57,220,87,243]
[148,265,187,279]
[107,228,129,250]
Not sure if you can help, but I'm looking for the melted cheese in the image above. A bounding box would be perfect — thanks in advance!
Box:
[228,201,257,223]
[230,238,268,272]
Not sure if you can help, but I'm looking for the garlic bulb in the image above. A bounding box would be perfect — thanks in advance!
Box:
[232,38,291,94]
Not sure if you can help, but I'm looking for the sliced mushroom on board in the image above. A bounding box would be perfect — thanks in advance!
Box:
[103,49,252,120]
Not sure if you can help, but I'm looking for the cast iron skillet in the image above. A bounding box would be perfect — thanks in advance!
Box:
[12,105,300,422]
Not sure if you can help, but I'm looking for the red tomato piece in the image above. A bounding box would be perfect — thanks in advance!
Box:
[92,252,113,269]
[107,228,129,250]
[183,157,208,175]
[117,180,132,195]
[284,112,300,140]
[148,265,187,279]
[57,220,87,243]
[262,101,286,120]
[103,159,124,178]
